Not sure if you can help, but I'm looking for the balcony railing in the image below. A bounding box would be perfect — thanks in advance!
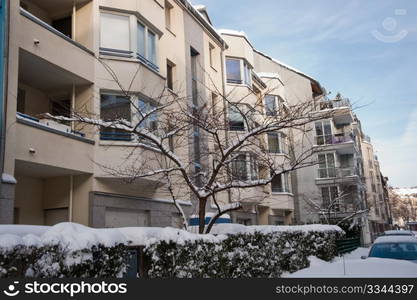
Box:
[318,98,351,110]
[16,112,85,138]
[317,167,359,179]
[315,133,355,146]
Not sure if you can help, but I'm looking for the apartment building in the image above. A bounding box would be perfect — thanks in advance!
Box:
[360,134,392,238]
[0,0,227,227]
[0,1,392,234]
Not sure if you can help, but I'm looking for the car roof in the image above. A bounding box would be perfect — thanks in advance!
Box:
[384,230,413,235]
[374,235,417,244]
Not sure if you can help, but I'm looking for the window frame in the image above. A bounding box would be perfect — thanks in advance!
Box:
[271,172,291,194]
[99,92,133,141]
[321,186,340,210]
[228,105,246,131]
[164,0,173,31]
[231,153,259,182]
[315,119,333,145]
[318,152,336,178]
[99,10,159,72]
[268,132,288,154]
[225,57,252,86]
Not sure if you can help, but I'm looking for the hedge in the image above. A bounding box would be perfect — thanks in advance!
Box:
[0,244,130,278]
[145,228,344,278]
[0,225,344,278]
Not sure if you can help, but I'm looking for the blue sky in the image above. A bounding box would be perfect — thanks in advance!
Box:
[192,0,417,187]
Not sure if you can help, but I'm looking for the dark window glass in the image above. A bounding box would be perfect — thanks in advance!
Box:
[226,58,241,84]
[100,94,131,141]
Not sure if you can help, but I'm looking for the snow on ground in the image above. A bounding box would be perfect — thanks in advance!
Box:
[284,247,417,278]
[210,223,343,235]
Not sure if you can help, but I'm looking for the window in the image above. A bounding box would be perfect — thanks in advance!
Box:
[165,1,173,30]
[209,43,215,68]
[268,132,287,154]
[226,58,252,85]
[166,60,174,90]
[249,154,259,180]
[100,13,130,51]
[318,153,336,178]
[137,22,146,59]
[100,12,159,71]
[321,186,339,210]
[265,95,277,116]
[211,93,218,116]
[100,94,132,141]
[226,58,241,84]
[231,153,258,181]
[138,99,158,131]
[243,60,251,86]
[271,173,291,193]
[231,154,248,181]
[147,30,157,66]
[315,120,332,145]
[228,106,245,131]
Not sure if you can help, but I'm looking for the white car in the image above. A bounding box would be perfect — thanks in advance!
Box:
[383,230,414,237]
[366,236,417,263]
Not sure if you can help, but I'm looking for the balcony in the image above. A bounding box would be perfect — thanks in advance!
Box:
[314,133,357,154]
[18,3,94,83]
[15,114,94,174]
[261,193,294,211]
[316,167,360,185]
[317,98,354,125]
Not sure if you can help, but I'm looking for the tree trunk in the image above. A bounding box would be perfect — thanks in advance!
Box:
[198,198,207,234]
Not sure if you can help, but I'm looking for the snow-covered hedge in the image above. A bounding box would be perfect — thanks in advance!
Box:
[0,223,344,278]
[0,223,130,278]
[146,224,344,278]
[0,244,129,278]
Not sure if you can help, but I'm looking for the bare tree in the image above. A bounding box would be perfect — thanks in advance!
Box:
[390,188,417,225]
[47,59,340,234]
[302,190,368,226]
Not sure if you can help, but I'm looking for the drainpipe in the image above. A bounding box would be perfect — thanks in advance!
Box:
[69,175,74,222]
[219,45,233,212]
[72,1,76,41]
[0,0,9,176]
[71,83,75,131]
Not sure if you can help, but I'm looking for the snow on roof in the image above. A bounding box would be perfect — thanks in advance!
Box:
[209,223,344,235]
[374,235,417,244]
[395,187,417,196]
[254,49,319,84]
[217,28,249,39]
[193,4,206,10]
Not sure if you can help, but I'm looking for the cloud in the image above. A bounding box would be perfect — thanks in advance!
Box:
[373,108,417,187]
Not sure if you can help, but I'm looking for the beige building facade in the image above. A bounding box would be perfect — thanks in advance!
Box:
[0,1,391,236]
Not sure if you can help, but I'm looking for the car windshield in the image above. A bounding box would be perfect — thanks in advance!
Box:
[385,232,413,236]
[369,243,417,260]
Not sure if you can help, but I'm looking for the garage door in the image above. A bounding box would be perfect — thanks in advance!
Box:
[105,208,150,228]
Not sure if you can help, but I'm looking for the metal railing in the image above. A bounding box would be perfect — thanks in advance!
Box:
[317,167,359,179]
[16,112,86,138]
[336,237,361,255]
[100,131,132,141]
[318,98,351,110]
[315,133,355,146]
